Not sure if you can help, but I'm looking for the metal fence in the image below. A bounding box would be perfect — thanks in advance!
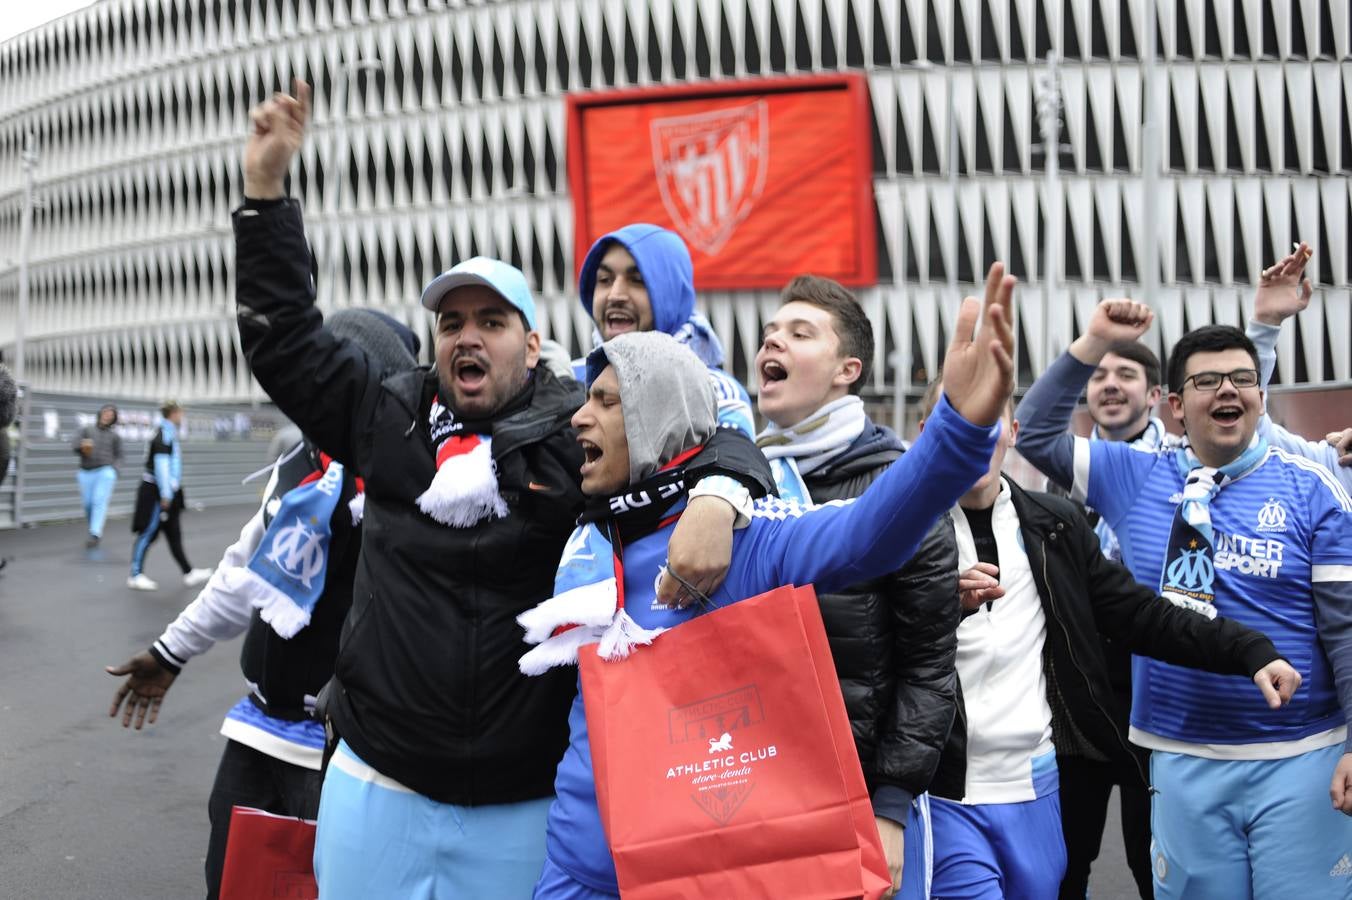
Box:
[0,387,293,530]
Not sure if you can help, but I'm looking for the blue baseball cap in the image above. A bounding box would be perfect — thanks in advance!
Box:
[419,256,537,331]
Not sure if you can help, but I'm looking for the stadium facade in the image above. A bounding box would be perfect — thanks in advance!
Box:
[0,0,1349,406]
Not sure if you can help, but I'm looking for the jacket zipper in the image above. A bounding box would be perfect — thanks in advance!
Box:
[1037,535,1153,792]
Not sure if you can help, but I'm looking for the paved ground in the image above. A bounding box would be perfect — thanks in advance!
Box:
[0,507,1147,899]
[0,507,251,900]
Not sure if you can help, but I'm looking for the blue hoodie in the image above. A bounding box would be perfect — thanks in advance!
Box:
[575,224,755,436]
[539,395,999,897]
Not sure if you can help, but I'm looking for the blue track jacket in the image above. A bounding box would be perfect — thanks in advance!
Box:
[541,395,998,895]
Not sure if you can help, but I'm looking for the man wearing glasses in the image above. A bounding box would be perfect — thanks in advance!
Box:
[1015,303,1352,900]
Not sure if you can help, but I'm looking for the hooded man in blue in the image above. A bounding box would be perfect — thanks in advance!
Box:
[525,273,1021,898]
[574,224,755,437]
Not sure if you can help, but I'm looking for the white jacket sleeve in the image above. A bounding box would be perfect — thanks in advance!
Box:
[152,506,268,668]
[1247,320,1352,492]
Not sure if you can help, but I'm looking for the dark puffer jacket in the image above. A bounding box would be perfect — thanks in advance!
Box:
[803,420,960,821]
[929,477,1283,801]
[234,198,773,807]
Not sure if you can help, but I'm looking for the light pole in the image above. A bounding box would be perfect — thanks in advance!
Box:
[1035,51,1063,373]
[322,57,382,308]
[14,131,37,384]
[1140,2,1161,307]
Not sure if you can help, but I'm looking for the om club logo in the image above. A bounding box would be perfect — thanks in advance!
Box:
[650,100,769,256]
[1256,498,1288,533]
[265,517,327,589]
[1165,547,1215,598]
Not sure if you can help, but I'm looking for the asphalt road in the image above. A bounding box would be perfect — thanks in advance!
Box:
[0,507,1146,900]
[0,507,251,900]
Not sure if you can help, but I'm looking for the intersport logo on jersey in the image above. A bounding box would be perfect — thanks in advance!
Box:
[1214,531,1285,577]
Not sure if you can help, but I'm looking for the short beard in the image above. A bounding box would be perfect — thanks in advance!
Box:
[436,361,532,421]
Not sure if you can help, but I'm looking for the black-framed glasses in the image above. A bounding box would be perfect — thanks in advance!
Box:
[1180,368,1260,392]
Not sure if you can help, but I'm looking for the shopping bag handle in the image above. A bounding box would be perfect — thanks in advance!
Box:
[664,566,713,610]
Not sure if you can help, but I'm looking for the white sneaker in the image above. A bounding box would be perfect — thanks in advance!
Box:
[127,574,159,591]
[183,567,214,587]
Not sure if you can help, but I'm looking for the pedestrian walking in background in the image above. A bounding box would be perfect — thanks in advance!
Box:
[0,363,14,492]
[74,403,122,549]
[128,400,212,592]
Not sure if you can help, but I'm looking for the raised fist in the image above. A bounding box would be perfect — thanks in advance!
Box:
[243,79,312,200]
[1086,299,1153,345]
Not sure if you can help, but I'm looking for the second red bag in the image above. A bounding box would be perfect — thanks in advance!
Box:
[218,805,318,900]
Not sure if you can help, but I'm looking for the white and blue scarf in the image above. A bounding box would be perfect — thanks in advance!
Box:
[756,396,867,505]
[1159,435,1269,618]
[517,449,699,675]
[228,460,346,638]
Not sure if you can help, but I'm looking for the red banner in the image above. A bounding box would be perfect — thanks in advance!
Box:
[567,75,877,290]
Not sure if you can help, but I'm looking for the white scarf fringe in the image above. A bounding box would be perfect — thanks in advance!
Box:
[519,626,605,676]
[517,578,618,643]
[597,609,665,661]
[416,440,509,527]
[217,567,311,639]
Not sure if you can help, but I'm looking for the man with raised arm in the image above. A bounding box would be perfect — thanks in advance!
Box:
[233,82,771,898]
[1016,302,1352,900]
[1060,338,1168,899]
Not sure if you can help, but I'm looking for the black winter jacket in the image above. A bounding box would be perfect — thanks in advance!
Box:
[233,198,773,806]
[930,477,1283,801]
[802,423,959,820]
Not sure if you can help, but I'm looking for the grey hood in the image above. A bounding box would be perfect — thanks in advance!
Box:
[585,331,716,482]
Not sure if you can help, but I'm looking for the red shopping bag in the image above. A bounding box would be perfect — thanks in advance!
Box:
[581,584,891,899]
[218,806,318,900]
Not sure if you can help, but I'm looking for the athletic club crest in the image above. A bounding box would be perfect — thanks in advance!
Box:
[650,100,770,255]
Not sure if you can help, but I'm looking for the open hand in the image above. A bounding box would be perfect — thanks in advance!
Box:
[243,79,311,199]
[107,652,177,730]
[1254,242,1314,326]
[941,263,1016,427]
